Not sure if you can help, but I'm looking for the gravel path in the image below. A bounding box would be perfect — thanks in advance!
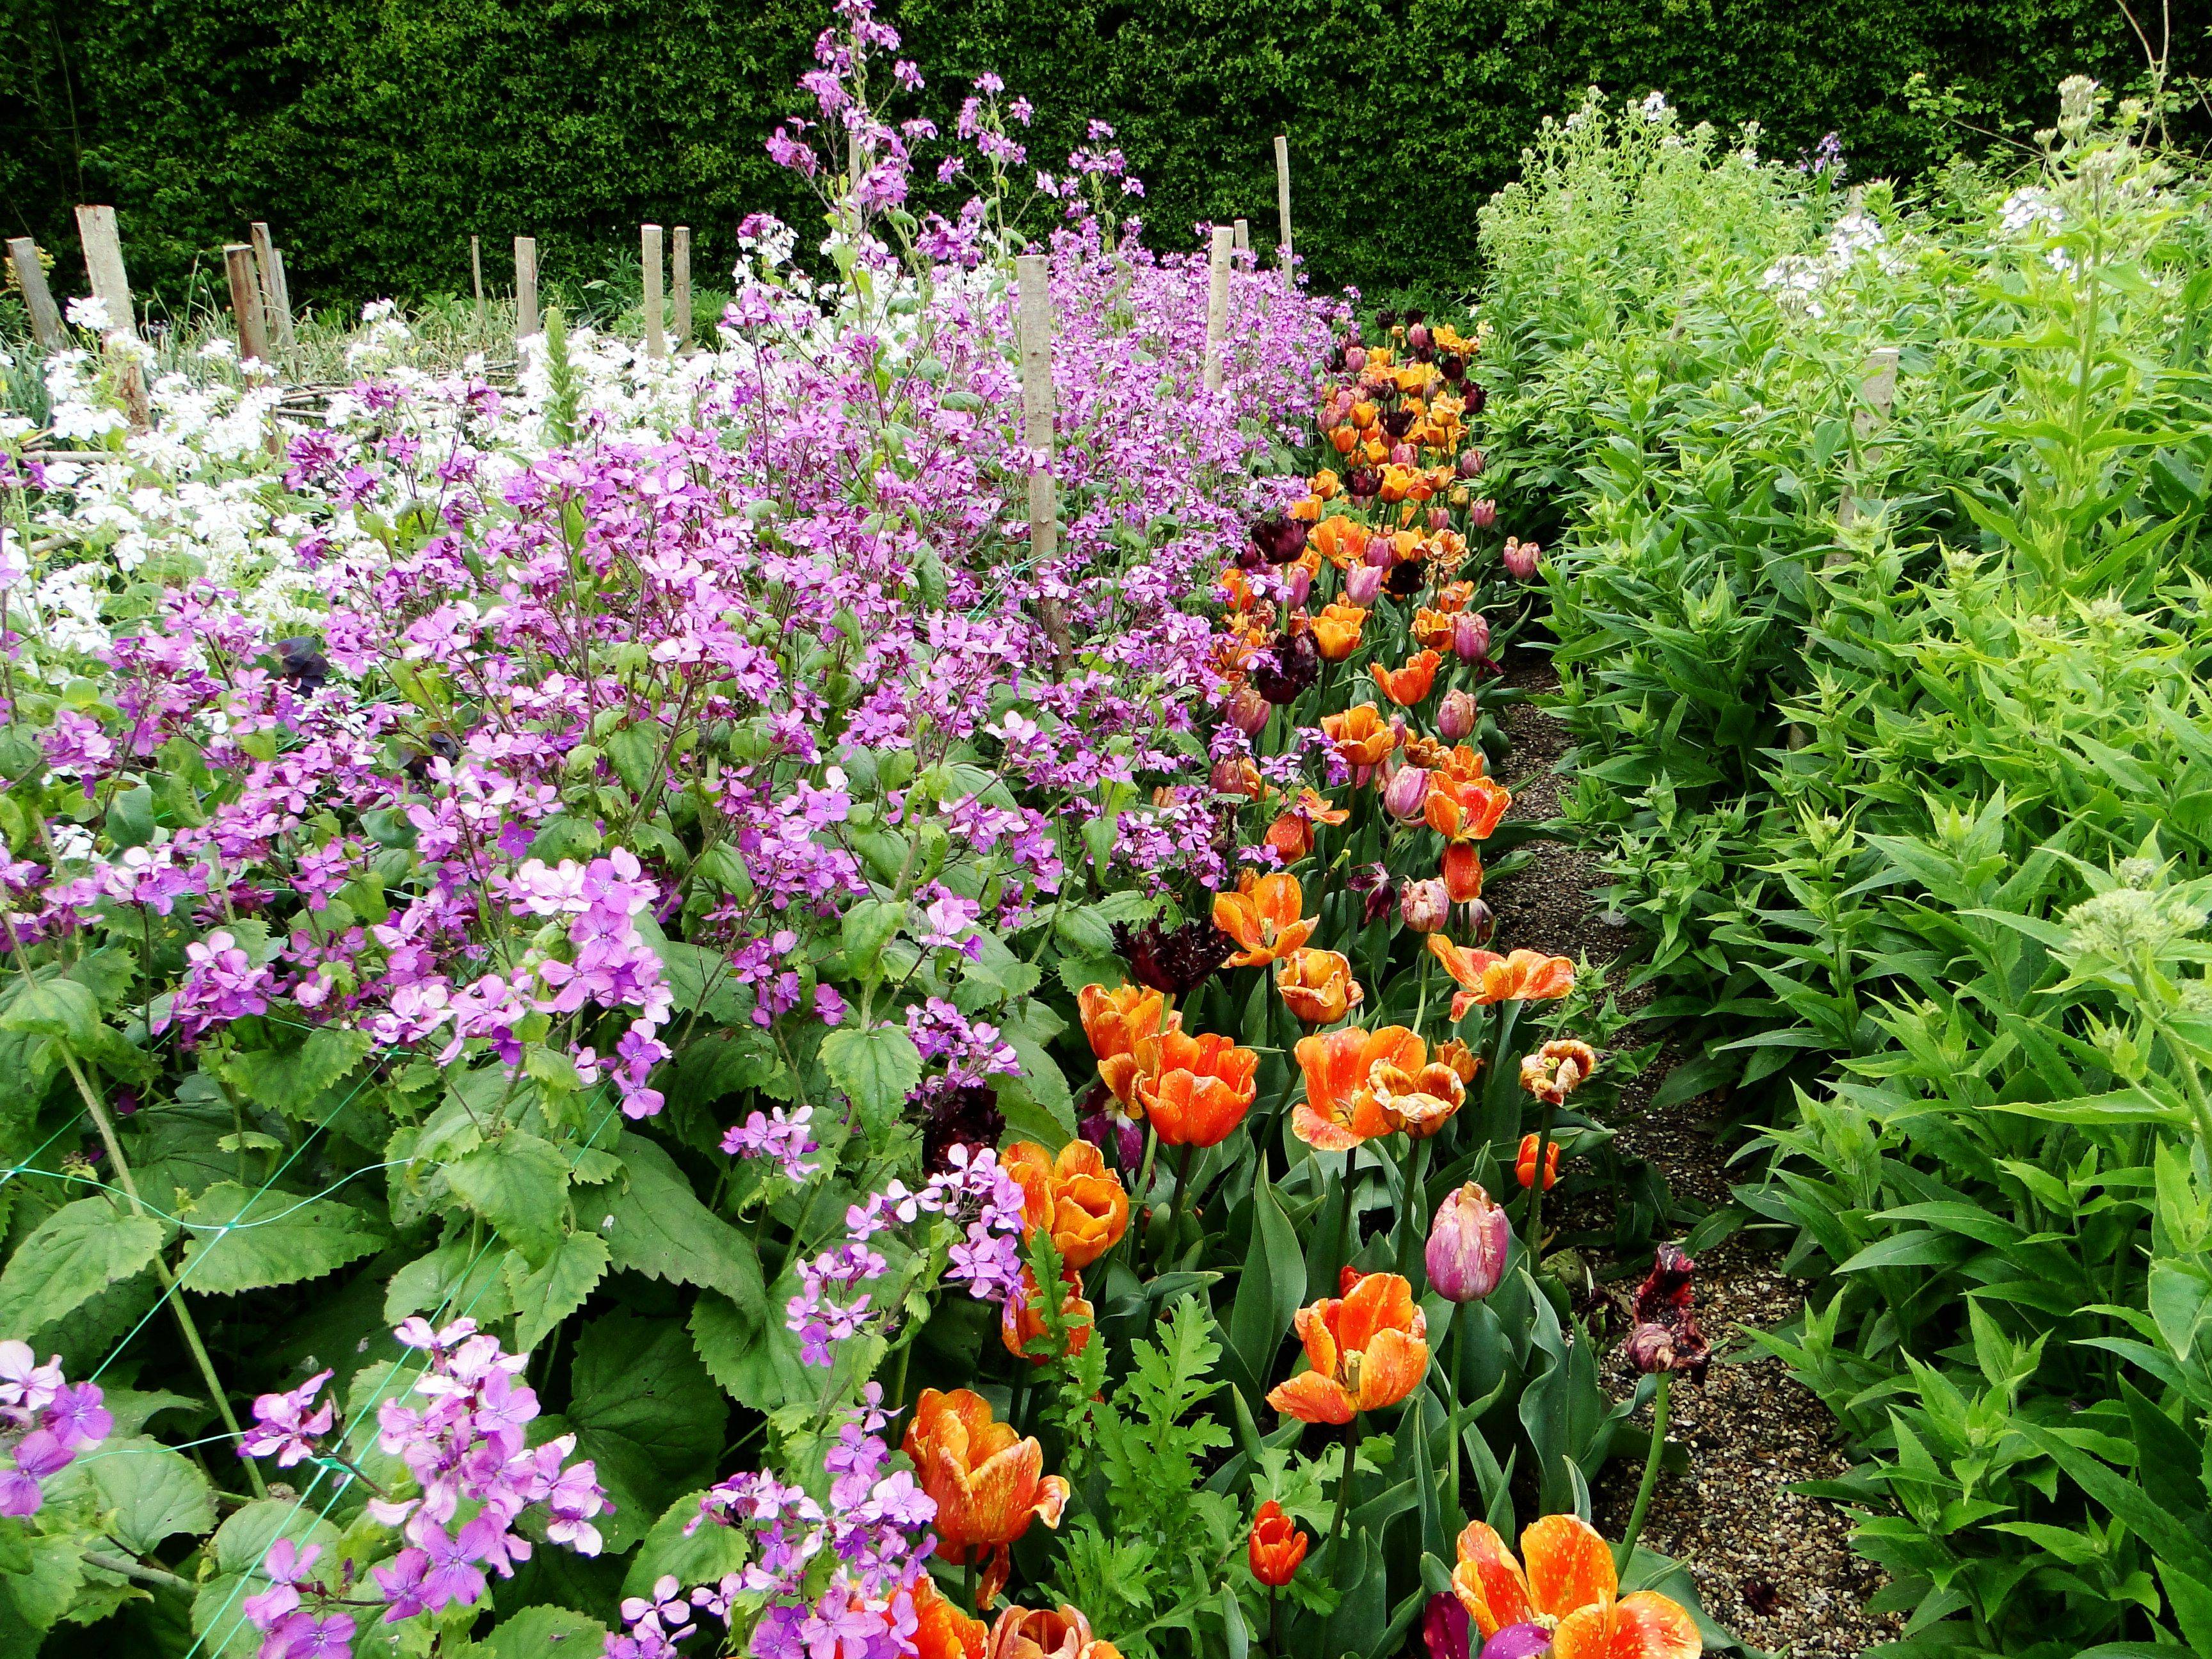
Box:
[1482,646,1900,1658]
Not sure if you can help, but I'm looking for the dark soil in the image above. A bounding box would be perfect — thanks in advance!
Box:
[1483,645,1900,1659]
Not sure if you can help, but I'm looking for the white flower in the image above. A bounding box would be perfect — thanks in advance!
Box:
[64,296,113,332]
[1639,91,1670,122]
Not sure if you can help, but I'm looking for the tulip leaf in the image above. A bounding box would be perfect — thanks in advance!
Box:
[1228,1166,1304,1406]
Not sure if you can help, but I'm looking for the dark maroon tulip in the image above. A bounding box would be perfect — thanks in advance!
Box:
[1250,514,1310,566]
[1346,862,1399,927]
[1112,917,1235,997]
[1465,382,1488,414]
[1253,629,1319,704]
[1349,468,1381,502]
[1384,559,1425,600]
[1441,352,1466,383]
[1628,1243,1711,1381]
[1382,408,1416,440]
[919,1082,1004,1173]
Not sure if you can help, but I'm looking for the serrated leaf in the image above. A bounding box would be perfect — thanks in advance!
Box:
[504,1233,611,1352]
[192,1500,343,1658]
[559,1311,725,1553]
[820,1023,922,1130]
[604,724,662,796]
[45,1434,214,1555]
[0,979,100,1047]
[0,1198,167,1334]
[1,1534,81,1631]
[385,1239,517,1327]
[604,1133,765,1310]
[221,1027,373,1116]
[465,1605,609,1659]
[444,1133,572,1266]
[179,1182,384,1296]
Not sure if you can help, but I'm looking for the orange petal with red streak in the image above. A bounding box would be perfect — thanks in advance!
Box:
[1521,1513,1617,1619]
[1551,1593,1704,1659]
[1452,1521,1535,1637]
[1267,1368,1358,1424]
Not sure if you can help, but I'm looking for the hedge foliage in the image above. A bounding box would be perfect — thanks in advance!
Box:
[1,0,2190,314]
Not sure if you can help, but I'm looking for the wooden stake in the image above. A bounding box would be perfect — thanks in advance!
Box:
[470,236,485,325]
[641,223,666,360]
[223,244,272,365]
[1233,218,1250,258]
[1202,223,1234,394]
[1016,252,1073,673]
[6,239,65,351]
[1274,135,1294,287]
[248,223,294,352]
[672,226,692,348]
[268,248,295,349]
[515,236,538,342]
[73,205,136,339]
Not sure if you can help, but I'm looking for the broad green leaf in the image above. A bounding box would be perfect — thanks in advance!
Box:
[0,1198,166,1334]
[465,1605,609,1659]
[0,1534,81,1631]
[179,1182,385,1296]
[445,1133,572,1265]
[559,1311,725,1553]
[603,1133,764,1309]
[0,979,100,1047]
[220,1027,374,1116]
[46,1434,214,1555]
[504,1233,611,1352]
[385,1239,517,1327]
[192,1499,344,1657]
[621,1489,751,1599]
[820,1023,922,1131]
[1228,1167,1304,1406]
[604,724,662,796]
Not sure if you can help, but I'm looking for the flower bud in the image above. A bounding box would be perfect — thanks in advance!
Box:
[1281,565,1312,609]
[1425,1182,1510,1302]
[1451,609,1491,664]
[1407,323,1432,352]
[1360,531,1394,570]
[1390,442,1416,468]
[1468,498,1497,531]
[1344,346,1367,375]
[1400,876,1450,933]
[1502,538,1541,581]
[1464,382,1487,414]
[1436,688,1477,742]
[1457,895,1496,945]
[1228,685,1270,736]
[1457,447,1484,479]
[1345,562,1384,606]
[1428,506,1451,533]
[1382,765,1432,823]
[1348,468,1380,502]
[1248,1500,1308,1587]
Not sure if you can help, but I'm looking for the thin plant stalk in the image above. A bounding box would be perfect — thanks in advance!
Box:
[1614,1370,1672,1571]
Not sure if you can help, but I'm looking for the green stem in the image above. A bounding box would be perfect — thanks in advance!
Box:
[1521,1098,1557,1262]
[1446,1315,1471,1526]
[962,1558,978,1612]
[62,1050,267,1498]
[1615,1370,1672,1572]
[1333,1144,1360,1280]
[1158,1140,1198,1270]
[1318,1413,1366,1651]
[1395,1135,1429,1281]
[1269,1585,1286,1658]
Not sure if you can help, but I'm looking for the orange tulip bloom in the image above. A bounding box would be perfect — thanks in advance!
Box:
[1516,1133,1562,1191]
[1442,842,1484,904]
[985,1604,1124,1659]
[1288,495,1322,523]
[1426,775,1512,843]
[1371,650,1443,707]
[1367,1053,1466,1139]
[1321,703,1399,777]
[1521,1039,1599,1106]
[1002,1140,1129,1269]
[1350,400,1379,431]
[1389,527,1423,563]
[1275,948,1363,1026]
[1136,1030,1258,1146]
[1432,1038,1482,1086]
[1454,1514,1701,1659]
[1311,469,1341,501]
[1290,1025,1424,1150]
[1432,742,1493,787]
[1248,1500,1309,1587]
[1310,603,1368,662]
[1310,516,1370,568]
[1377,465,1415,504]
[1077,983,1178,1112]
[913,1575,989,1659]
[1329,425,1358,456]
[1263,787,1349,864]
[1429,939,1576,1018]
[1001,1265,1095,1365]
[905,1389,1071,1607]
[1212,871,1317,968]
[1267,1270,1431,1423]
[1412,607,1455,652]
[1436,579,1475,613]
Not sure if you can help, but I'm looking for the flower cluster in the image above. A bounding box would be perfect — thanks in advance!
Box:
[0,1342,110,1518]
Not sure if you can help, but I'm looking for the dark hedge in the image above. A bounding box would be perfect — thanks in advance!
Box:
[1,0,2194,316]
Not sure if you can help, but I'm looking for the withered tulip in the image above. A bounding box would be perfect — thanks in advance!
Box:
[1368,1051,1466,1139]
[1429,939,1576,1019]
[1519,1039,1599,1107]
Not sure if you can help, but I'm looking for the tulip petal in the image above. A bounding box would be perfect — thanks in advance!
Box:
[1551,1593,1703,1659]
[1032,1473,1070,1530]
[1353,1324,1431,1411]
[1521,1513,1617,1620]
[1267,1368,1357,1425]
[1337,1269,1418,1357]
[1290,1100,1365,1151]
[1450,1522,1535,1638]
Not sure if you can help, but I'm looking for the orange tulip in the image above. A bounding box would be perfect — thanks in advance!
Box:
[1426,775,1512,843]
[1436,579,1475,613]
[1267,1270,1431,1423]
[1002,1140,1129,1269]
[1288,495,1322,523]
[1429,939,1576,1019]
[1329,424,1359,456]
[1453,1514,1701,1659]
[1367,1054,1466,1139]
[1311,469,1341,501]
[1311,517,1370,568]
[1432,742,1493,788]
[1135,1030,1258,1146]
[1516,1133,1561,1191]
[1321,703,1400,778]
[1432,1038,1482,1086]
[1377,464,1414,504]
[1275,948,1363,1026]
[1412,607,1455,652]
[1310,602,1368,662]
[905,1389,1071,1607]
[1350,400,1379,430]
[1077,983,1178,1112]
[1521,1039,1599,1106]
[1290,1025,1424,1150]
[1000,1266,1095,1365]
[1248,1500,1309,1587]
[1441,842,1484,904]
[1263,786,1348,864]
[1371,650,1443,707]
[1212,871,1317,968]
[913,1575,989,1659]
[985,1604,1124,1659]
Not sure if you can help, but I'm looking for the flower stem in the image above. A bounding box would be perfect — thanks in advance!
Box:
[1521,1098,1557,1262]
[1332,1144,1360,1280]
[62,1050,267,1498]
[1615,1370,1672,1573]
[1158,1140,1198,1270]
[1446,1314,1471,1526]
[1319,1412,1366,1651]
[1395,1135,1428,1281]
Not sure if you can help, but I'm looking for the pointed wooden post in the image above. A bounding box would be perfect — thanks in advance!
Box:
[74,205,148,428]
[223,244,272,365]
[1016,252,1072,674]
[1202,223,1234,394]
[671,226,692,348]
[1274,135,1295,288]
[514,236,538,342]
[641,223,666,360]
[6,239,65,351]
[470,236,485,326]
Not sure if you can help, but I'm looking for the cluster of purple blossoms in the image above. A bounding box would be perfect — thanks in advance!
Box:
[721,1101,822,1183]
[237,1318,609,1658]
[905,997,1019,1090]
[0,1341,111,1518]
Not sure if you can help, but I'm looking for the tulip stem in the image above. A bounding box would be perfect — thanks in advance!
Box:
[1158,1141,1198,1269]
[1616,1370,1672,1574]
[1269,1585,1286,1658]
[1395,1135,1428,1281]
[962,1559,978,1612]
[1318,1413,1365,1651]
[1446,1315,1471,1527]
[1332,1145,1359,1280]
[1521,1099,1557,1262]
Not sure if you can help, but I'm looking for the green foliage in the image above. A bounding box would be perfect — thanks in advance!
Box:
[1,0,2192,312]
